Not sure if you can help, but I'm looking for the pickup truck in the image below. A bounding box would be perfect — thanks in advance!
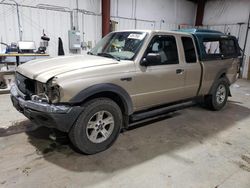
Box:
[10,29,241,154]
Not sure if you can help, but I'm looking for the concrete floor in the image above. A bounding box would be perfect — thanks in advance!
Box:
[0,80,250,188]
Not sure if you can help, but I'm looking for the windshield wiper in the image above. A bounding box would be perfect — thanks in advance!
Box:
[97,53,120,61]
[87,51,93,55]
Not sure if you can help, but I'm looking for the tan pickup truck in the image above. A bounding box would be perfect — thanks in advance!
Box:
[11,29,241,154]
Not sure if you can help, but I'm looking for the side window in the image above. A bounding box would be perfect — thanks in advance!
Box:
[181,37,197,63]
[202,38,222,60]
[203,40,220,54]
[202,38,238,60]
[146,35,179,65]
[220,39,237,58]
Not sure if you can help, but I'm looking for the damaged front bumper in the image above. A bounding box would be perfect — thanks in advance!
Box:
[10,84,83,132]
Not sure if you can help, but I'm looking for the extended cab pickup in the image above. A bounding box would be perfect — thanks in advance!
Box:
[11,29,241,154]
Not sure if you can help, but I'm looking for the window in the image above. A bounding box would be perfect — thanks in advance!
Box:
[90,32,147,60]
[202,37,239,60]
[220,39,237,57]
[146,35,179,65]
[203,40,220,54]
[181,37,197,63]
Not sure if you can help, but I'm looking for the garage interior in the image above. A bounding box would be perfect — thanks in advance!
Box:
[0,0,250,187]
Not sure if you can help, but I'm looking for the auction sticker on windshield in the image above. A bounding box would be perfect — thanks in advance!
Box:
[128,33,146,40]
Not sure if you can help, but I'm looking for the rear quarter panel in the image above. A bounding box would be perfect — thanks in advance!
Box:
[199,57,239,95]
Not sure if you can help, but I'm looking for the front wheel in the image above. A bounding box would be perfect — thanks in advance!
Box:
[204,78,229,111]
[69,98,122,154]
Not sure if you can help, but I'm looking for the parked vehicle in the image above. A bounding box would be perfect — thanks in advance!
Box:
[11,29,241,154]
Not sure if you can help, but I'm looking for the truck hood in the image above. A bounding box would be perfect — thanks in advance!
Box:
[17,54,118,83]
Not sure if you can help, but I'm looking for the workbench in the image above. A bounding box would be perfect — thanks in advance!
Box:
[0,53,49,94]
[0,53,49,67]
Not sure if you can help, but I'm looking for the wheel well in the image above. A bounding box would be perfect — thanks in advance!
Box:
[219,72,230,84]
[219,73,226,78]
[218,72,232,96]
[208,72,230,95]
[82,91,127,114]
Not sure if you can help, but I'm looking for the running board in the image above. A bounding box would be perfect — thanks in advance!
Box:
[130,101,196,123]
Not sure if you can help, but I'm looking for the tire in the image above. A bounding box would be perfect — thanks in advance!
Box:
[204,78,229,111]
[69,98,122,154]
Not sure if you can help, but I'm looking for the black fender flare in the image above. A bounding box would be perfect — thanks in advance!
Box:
[69,83,133,115]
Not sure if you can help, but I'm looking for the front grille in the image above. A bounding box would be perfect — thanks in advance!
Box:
[15,72,36,98]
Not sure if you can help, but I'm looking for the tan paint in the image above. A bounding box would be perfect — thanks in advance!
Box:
[16,30,239,113]
[199,58,239,95]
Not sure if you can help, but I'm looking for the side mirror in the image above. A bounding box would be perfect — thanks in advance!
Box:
[141,53,161,66]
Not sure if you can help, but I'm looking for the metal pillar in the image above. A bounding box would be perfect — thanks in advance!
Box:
[16,3,22,41]
[102,0,110,37]
[74,0,79,30]
[241,12,250,77]
[195,0,206,26]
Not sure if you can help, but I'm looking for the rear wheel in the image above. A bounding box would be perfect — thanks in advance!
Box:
[69,98,122,154]
[204,78,229,111]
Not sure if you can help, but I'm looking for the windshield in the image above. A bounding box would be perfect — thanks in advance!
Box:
[90,31,147,60]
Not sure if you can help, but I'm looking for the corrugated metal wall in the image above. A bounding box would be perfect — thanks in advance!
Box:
[0,0,196,58]
[110,0,196,31]
[78,13,102,48]
[2,0,248,77]
[0,2,101,57]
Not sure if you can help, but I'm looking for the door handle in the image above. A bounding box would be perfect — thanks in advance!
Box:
[176,69,184,74]
[120,77,132,81]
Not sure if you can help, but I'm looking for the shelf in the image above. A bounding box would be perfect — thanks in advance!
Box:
[0,70,15,74]
[0,88,10,94]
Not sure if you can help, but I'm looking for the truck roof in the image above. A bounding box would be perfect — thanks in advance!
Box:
[112,29,193,37]
[176,28,223,34]
[113,29,228,37]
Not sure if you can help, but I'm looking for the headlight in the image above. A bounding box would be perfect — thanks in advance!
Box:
[33,78,61,103]
[46,78,61,103]
[36,81,46,94]
[47,85,60,103]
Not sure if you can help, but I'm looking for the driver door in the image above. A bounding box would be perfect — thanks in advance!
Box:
[134,35,186,109]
